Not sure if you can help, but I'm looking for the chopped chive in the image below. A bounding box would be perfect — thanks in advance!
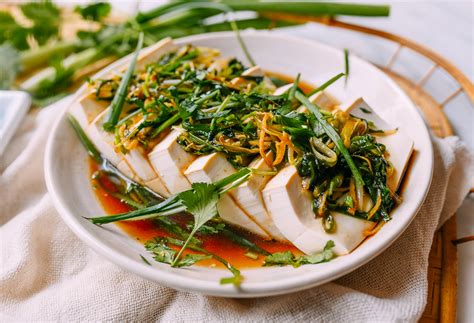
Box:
[308,72,345,96]
[151,113,181,138]
[68,114,102,164]
[288,73,300,101]
[344,48,350,84]
[103,32,144,132]
[140,254,152,265]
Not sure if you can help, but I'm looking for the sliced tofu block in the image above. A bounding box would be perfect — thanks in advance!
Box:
[262,165,373,255]
[87,109,122,166]
[273,84,293,96]
[231,155,288,241]
[184,153,271,239]
[297,91,336,113]
[148,130,195,194]
[184,153,236,184]
[122,147,158,182]
[345,98,414,192]
[145,177,170,198]
[241,66,264,77]
[135,37,177,70]
[69,93,109,128]
[116,160,137,180]
[294,211,374,255]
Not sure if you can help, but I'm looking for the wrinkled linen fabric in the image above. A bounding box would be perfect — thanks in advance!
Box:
[1,99,473,322]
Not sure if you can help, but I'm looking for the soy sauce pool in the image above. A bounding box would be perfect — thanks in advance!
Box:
[89,73,315,269]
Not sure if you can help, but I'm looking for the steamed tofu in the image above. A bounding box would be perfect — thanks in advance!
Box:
[184,153,271,239]
[345,98,414,192]
[230,65,264,86]
[70,93,109,128]
[231,155,287,241]
[273,84,293,96]
[135,37,177,70]
[87,109,122,166]
[262,165,373,255]
[297,91,336,113]
[148,130,196,194]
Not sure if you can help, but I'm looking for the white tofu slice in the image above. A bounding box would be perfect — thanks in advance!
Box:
[184,153,271,239]
[344,98,414,192]
[297,91,336,113]
[122,147,157,182]
[262,165,373,255]
[231,155,288,241]
[87,109,122,166]
[148,130,196,194]
[135,37,177,70]
[69,93,109,128]
[116,160,136,180]
[293,211,374,255]
[145,178,170,198]
[230,66,263,86]
[273,84,293,96]
[184,152,236,183]
[241,66,264,77]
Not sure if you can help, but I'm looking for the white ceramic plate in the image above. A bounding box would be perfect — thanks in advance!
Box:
[45,31,433,297]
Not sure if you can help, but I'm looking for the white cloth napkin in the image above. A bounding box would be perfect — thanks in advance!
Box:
[1,99,473,322]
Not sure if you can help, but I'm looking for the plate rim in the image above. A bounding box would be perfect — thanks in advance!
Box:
[45,30,434,297]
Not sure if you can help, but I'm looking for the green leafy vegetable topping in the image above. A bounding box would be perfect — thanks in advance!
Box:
[75,2,111,22]
[264,241,335,267]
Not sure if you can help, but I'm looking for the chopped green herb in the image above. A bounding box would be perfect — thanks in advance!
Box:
[264,241,336,267]
[140,254,152,266]
[344,48,350,84]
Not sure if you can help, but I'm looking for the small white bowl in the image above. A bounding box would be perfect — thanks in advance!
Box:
[45,31,433,297]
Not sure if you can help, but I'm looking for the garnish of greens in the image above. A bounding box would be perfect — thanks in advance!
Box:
[1,1,389,106]
[264,240,335,267]
[103,32,144,132]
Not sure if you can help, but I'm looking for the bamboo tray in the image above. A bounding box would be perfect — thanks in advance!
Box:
[7,6,473,321]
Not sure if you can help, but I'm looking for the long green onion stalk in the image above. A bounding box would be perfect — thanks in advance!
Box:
[2,1,389,105]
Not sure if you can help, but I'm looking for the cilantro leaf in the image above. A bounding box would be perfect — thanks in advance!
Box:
[20,1,60,46]
[0,11,29,50]
[145,238,176,264]
[179,182,219,228]
[171,183,219,266]
[174,254,212,267]
[75,2,111,22]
